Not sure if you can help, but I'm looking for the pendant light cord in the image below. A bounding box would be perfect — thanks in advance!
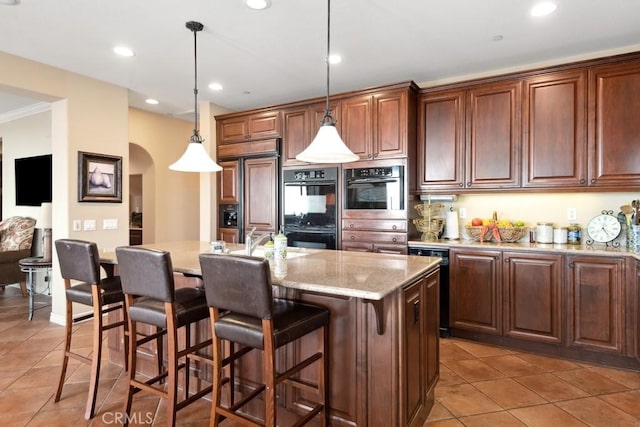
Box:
[186,21,204,142]
[323,0,333,124]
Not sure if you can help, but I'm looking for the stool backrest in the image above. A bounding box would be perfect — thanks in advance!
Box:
[55,239,101,284]
[116,246,175,302]
[199,253,273,319]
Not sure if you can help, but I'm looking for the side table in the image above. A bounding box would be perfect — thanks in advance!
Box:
[19,257,52,321]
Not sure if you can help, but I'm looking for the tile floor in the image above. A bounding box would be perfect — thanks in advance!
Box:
[2,285,640,426]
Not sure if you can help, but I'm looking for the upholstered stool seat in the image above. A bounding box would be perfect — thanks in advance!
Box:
[116,246,212,427]
[199,253,330,427]
[54,239,129,420]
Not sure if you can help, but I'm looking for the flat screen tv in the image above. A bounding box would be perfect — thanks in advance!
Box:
[15,154,52,206]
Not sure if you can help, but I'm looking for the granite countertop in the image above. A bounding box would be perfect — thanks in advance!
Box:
[101,240,441,301]
[408,238,640,260]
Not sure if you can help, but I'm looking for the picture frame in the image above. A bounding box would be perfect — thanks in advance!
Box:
[78,151,123,203]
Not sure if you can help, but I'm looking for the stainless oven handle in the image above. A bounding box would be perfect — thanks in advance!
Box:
[347,178,398,184]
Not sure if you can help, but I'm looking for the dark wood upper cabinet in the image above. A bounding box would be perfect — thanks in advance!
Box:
[588,61,640,187]
[418,80,521,191]
[281,101,340,166]
[522,70,587,188]
[218,110,281,143]
[341,94,374,159]
[417,90,465,189]
[243,157,278,234]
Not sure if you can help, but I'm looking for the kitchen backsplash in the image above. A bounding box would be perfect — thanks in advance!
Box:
[418,191,639,232]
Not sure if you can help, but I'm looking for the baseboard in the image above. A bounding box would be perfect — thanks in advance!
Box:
[49,308,93,326]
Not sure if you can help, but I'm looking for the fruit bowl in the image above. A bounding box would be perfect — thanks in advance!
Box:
[465,225,527,242]
[497,226,527,242]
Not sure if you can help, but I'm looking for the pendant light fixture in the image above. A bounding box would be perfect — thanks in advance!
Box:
[296,0,358,163]
[169,21,222,172]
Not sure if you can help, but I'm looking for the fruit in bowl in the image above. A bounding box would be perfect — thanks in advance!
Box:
[471,218,483,226]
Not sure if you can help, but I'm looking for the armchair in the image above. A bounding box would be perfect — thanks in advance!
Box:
[0,216,37,296]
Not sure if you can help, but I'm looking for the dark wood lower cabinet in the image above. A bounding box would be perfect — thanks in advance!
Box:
[450,248,502,334]
[567,255,624,354]
[503,252,563,344]
[449,248,638,370]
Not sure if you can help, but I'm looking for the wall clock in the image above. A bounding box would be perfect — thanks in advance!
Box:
[586,210,622,246]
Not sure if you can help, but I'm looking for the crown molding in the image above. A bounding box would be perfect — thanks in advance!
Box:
[0,102,51,124]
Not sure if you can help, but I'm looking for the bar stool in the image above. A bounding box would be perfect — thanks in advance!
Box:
[116,246,212,427]
[54,239,129,420]
[199,253,330,427]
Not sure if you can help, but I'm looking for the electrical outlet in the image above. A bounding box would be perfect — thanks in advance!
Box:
[103,219,118,230]
[567,208,577,221]
[459,207,467,219]
[72,220,81,231]
[83,219,96,231]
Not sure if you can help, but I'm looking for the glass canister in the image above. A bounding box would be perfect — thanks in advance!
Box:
[536,222,554,243]
[553,227,568,244]
[567,224,581,245]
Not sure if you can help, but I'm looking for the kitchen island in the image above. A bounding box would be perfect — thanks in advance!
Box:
[103,241,441,427]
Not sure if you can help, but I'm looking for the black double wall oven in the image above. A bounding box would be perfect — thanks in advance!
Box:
[282,167,338,249]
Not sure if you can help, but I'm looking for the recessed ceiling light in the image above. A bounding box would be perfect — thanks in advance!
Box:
[0,0,20,5]
[531,2,557,17]
[145,99,159,105]
[208,83,223,91]
[492,35,504,42]
[113,46,135,57]
[246,0,271,10]
[328,54,342,65]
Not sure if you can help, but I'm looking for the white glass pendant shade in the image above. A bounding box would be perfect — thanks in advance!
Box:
[296,123,359,163]
[169,140,222,172]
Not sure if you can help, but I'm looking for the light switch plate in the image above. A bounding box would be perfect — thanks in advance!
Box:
[83,219,96,231]
[103,219,118,230]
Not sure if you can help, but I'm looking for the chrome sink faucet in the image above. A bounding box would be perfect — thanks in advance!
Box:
[245,227,272,256]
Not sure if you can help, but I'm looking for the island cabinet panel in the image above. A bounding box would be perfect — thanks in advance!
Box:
[287,291,363,426]
[567,255,625,354]
[503,252,563,344]
[217,110,281,143]
[450,248,502,334]
[588,61,640,187]
[522,70,587,188]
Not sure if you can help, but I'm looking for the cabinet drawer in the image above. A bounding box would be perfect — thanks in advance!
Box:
[343,219,407,232]
[343,230,407,244]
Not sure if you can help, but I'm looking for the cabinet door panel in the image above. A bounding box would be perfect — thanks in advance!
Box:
[504,253,563,343]
[523,71,587,187]
[219,160,239,204]
[467,81,521,188]
[341,95,373,159]
[244,157,278,233]
[450,249,502,334]
[589,62,640,187]
[248,112,280,139]
[282,106,309,165]
[403,280,423,421]
[418,91,465,190]
[567,256,624,353]
[375,90,407,158]
[219,119,248,143]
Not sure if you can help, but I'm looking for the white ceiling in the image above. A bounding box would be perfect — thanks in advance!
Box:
[1,0,640,120]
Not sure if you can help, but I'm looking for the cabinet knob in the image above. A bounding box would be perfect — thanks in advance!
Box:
[392,225,397,230]
[466,182,471,187]
[459,183,464,187]
[350,235,355,240]
[569,262,575,268]
[579,178,586,184]
[349,223,354,228]
[392,237,397,242]
[505,258,510,263]
[591,179,596,184]
[368,154,373,158]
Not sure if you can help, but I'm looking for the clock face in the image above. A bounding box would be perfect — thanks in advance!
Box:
[586,214,622,243]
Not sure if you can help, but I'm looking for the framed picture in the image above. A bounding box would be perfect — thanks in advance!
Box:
[78,151,123,203]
